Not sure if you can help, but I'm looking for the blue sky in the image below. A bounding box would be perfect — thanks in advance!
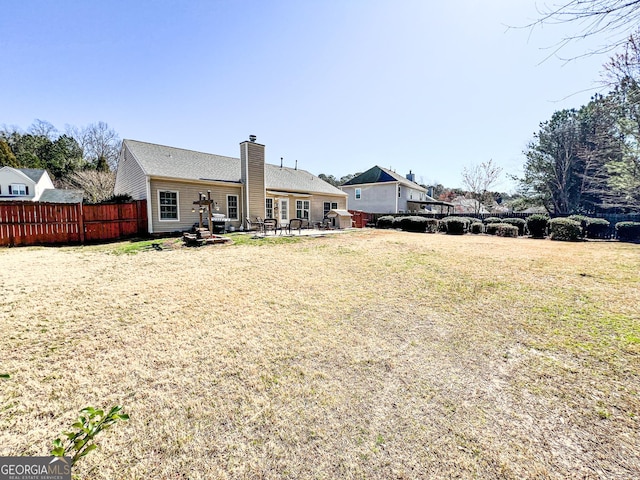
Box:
[1,0,613,191]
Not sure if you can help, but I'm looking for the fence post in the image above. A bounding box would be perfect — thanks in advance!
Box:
[77,203,85,244]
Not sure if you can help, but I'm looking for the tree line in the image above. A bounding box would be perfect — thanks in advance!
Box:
[516,35,640,214]
[0,120,121,203]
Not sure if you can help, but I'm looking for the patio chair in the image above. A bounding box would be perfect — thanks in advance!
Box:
[246,217,264,233]
[288,218,304,234]
[263,218,278,235]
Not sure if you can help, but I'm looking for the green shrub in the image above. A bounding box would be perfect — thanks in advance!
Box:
[526,214,549,238]
[470,222,484,234]
[424,218,439,233]
[615,221,640,242]
[483,217,502,224]
[392,216,403,229]
[567,215,611,239]
[495,224,519,237]
[459,217,477,225]
[501,218,526,236]
[442,217,467,235]
[376,216,395,229]
[486,222,517,236]
[396,216,438,233]
[549,218,582,241]
[584,218,610,239]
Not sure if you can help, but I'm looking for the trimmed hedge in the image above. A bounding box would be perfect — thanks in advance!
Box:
[423,218,439,233]
[584,218,610,239]
[470,222,484,234]
[495,224,519,237]
[483,217,502,224]
[376,216,395,229]
[567,215,611,239]
[615,221,640,242]
[549,218,582,241]
[501,218,526,236]
[486,222,518,236]
[441,217,468,235]
[396,216,438,233]
[526,214,549,238]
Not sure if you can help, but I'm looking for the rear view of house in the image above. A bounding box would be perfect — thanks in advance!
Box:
[114,136,348,234]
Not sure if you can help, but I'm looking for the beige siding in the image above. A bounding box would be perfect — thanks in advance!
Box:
[241,141,265,221]
[114,145,147,200]
[150,178,242,233]
[310,194,347,222]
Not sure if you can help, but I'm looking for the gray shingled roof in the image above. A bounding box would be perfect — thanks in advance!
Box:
[39,189,84,204]
[124,139,346,196]
[265,164,345,195]
[124,139,241,182]
[18,168,47,183]
[343,165,428,192]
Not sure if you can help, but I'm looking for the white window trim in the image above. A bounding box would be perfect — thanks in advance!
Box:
[355,188,361,200]
[227,194,239,220]
[265,198,273,219]
[157,190,180,222]
[10,183,28,196]
[296,199,310,219]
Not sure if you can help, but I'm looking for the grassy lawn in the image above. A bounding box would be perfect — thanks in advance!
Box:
[0,230,638,479]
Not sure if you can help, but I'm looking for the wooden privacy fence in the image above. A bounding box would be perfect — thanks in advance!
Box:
[0,200,147,247]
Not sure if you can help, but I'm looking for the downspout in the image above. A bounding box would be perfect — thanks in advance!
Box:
[146,176,153,234]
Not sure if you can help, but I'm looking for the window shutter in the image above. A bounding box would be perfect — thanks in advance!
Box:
[8,185,12,194]
[26,186,29,195]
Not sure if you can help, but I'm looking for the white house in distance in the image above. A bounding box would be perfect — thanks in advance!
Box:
[0,167,54,201]
[340,165,453,214]
[0,167,83,203]
[114,136,348,234]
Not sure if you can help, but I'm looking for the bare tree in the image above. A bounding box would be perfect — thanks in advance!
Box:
[67,122,121,171]
[57,170,116,204]
[528,0,640,56]
[28,119,58,140]
[461,160,503,214]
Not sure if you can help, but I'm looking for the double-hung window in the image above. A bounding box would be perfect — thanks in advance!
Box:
[227,195,239,220]
[355,188,361,200]
[296,200,310,219]
[158,190,179,221]
[9,184,28,196]
[323,201,339,217]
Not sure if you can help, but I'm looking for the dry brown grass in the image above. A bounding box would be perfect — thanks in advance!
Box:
[1,230,638,479]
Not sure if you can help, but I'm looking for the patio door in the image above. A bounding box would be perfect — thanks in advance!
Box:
[279,199,289,225]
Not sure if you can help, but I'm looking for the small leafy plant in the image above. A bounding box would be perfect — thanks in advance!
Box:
[51,406,129,466]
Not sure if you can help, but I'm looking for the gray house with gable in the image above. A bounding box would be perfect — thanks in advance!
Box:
[341,166,452,214]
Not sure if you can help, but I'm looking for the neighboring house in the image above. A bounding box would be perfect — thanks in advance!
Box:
[0,167,54,201]
[113,137,348,234]
[451,196,490,215]
[0,167,83,204]
[0,167,82,203]
[340,165,453,214]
